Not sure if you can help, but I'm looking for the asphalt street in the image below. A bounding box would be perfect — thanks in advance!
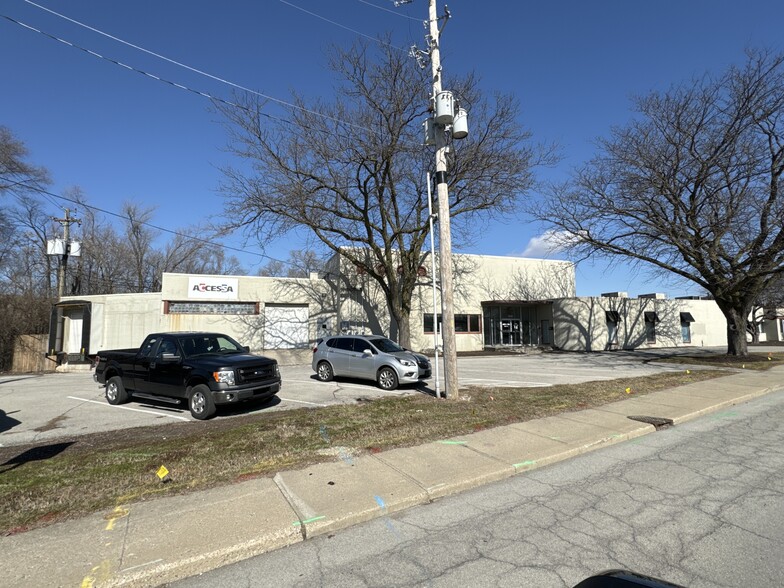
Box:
[0,351,708,448]
[170,389,784,588]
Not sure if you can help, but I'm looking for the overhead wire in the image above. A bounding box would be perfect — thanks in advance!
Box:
[278,0,407,52]
[0,176,300,269]
[355,0,423,21]
[0,12,386,149]
[17,0,380,137]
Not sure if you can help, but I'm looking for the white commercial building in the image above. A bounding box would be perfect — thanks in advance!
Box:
[48,250,737,364]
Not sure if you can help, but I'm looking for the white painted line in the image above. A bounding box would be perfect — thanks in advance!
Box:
[67,396,190,421]
[457,379,554,387]
[278,397,328,407]
[120,559,164,573]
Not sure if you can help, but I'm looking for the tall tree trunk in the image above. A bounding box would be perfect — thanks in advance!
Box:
[724,306,749,356]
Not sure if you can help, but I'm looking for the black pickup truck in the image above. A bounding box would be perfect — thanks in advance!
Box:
[93,332,281,419]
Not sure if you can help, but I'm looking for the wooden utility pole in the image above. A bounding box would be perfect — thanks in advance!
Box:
[52,208,79,298]
[427,0,459,399]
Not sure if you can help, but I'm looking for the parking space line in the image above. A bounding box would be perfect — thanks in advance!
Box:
[67,396,190,421]
[278,397,328,407]
[458,379,554,387]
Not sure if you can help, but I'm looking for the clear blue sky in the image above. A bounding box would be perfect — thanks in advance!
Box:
[2,0,783,296]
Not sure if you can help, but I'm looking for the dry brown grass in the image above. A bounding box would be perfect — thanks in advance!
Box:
[0,369,727,535]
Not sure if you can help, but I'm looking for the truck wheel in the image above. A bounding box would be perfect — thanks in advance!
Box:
[106,376,129,405]
[377,366,399,391]
[316,361,334,382]
[188,384,216,420]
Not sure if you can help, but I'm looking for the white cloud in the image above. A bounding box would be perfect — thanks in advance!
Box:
[519,230,577,258]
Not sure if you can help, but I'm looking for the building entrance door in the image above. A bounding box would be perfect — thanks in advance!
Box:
[500,319,521,345]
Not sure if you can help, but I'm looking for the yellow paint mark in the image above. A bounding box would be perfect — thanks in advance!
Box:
[625,387,632,394]
[157,465,170,480]
[81,560,112,587]
[686,370,691,374]
[104,506,129,531]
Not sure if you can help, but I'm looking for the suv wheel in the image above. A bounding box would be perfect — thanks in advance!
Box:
[316,361,334,382]
[377,366,399,391]
[188,384,216,420]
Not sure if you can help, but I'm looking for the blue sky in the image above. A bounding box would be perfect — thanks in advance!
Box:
[2,0,783,296]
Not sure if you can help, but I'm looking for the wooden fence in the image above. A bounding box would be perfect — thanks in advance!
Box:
[11,334,56,373]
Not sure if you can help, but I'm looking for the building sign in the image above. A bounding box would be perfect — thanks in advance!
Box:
[187,277,239,300]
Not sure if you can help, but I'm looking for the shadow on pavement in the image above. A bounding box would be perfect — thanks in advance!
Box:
[0,441,75,474]
[0,409,22,434]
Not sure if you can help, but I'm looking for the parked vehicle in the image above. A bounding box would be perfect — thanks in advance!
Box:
[311,334,431,390]
[93,332,281,419]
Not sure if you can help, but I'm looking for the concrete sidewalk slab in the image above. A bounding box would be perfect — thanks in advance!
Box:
[0,511,125,588]
[556,408,656,438]
[595,397,705,419]
[108,477,301,587]
[674,379,774,401]
[642,389,752,421]
[510,415,634,454]
[374,440,515,500]
[272,454,428,539]
[460,426,575,471]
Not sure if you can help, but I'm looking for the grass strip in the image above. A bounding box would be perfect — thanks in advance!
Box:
[0,367,743,535]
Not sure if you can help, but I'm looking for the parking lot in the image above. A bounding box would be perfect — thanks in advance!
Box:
[0,349,734,448]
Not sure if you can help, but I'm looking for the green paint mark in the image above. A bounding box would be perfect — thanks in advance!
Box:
[514,460,537,468]
[711,411,739,420]
[548,436,562,441]
[438,440,467,445]
[293,515,326,527]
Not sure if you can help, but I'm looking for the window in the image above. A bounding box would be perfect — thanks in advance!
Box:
[157,338,178,358]
[680,312,694,344]
[644,312,658,344]
[424,313,481,333]
[139,336,160,358]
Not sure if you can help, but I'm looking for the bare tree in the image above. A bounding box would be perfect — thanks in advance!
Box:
[0,126,49,197]
[532,49,784,355]
[217,38,550,347]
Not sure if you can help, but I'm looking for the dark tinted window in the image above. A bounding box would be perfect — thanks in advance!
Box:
[333,338,356,351]
[139,336,159,358]
[157,338,178,358]
[367,337,403,353]
[325,338,337,348]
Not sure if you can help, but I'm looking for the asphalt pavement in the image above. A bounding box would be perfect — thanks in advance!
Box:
[0,351,704,448]
[1,363,781,587]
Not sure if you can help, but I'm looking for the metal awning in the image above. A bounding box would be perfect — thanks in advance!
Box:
[605,310,621,322]
[644,311,660,323]
[680,312,695,323]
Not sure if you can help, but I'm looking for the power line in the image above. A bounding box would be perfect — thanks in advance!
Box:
[13,3,379,137]
[1,12,384,148]
[355,0,422,21]
[0,175,300,269]
[279,0,407,52]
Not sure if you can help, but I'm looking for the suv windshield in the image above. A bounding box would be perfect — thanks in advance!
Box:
[367,337,404,353]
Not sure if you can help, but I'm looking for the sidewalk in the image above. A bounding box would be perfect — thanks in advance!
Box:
[2,367,782,588]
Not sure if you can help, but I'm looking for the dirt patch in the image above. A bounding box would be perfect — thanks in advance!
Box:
[33,415,68,432]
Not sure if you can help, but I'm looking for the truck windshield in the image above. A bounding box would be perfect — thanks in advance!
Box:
[179,334,245,357]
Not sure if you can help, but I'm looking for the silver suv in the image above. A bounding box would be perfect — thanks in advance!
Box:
[312,335,431,390]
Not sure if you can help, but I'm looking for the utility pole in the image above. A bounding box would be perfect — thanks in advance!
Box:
[427,0,459,399]
[398,0,464,399]
[51,208,80,298]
